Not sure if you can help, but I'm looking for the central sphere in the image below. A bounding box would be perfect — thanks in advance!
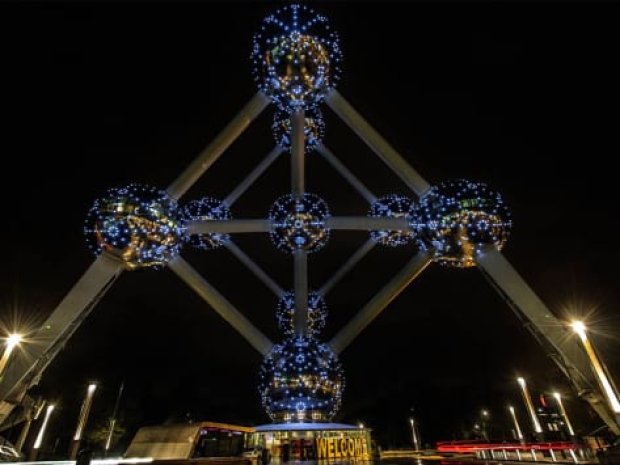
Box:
[277,291,327,337]
[269,193,330,254]
[259,336,344,423]
[411,179,512,268]
[84,184,184,269]
[251,4,342,109]
[272,107,325,153]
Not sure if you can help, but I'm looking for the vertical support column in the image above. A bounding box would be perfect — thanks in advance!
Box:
[294,250,309,336]
[291,109,305,196]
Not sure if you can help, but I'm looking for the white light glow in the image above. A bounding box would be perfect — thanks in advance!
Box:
[7,333,22,349]
[517,377,543,433]
[33,405,55,449]
[552,392,575,436]
[508,405,524,440]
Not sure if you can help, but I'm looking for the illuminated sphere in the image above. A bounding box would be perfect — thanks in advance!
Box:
[84,184,184,269]
[251,4,342,109]
[411,179,512,268]
[272,106,325,153]
[269,193,330,254]
[259,336,344,423]
[368,194,415,247]
[276,291,327,337]
[181,197,231,250]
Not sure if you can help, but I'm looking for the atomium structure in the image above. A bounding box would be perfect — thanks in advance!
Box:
[2,3,620,435]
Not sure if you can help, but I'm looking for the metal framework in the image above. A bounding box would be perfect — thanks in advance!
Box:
[1,3,619,436]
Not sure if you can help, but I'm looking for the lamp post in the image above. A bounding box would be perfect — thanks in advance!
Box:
[70,383,97,459]
[481,410,490,440]
[571,321,620,415]
[30,404,55,461]
[508,405,524,443]
[517,377,543,435]
[552,392,575,437]
[409,417,420,452]
[0,333,22,378]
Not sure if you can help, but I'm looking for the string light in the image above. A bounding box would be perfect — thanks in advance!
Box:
[259,335,344,423]
[251,4,342,110]
[84,184,184,269]
[411,179,511,268]
[368,194,415,247]
[269,193,330,254]
[272,106,325,153]
[277,291,328,337]
[182,197,231,250]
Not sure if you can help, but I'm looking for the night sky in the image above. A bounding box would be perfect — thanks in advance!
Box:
[2,0,620,455]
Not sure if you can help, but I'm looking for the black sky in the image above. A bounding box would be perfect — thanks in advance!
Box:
[2,0,620,453]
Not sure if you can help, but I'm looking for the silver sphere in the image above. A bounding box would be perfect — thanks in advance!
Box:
[272,107,325,153]
[181,197,231,250]
[368,194,415,247]
[84,184,184,269]
[259,336,344,423]
[411,179,512,268]
[269,193,330,254]
[251,4,342,109]
[276,291,327,337]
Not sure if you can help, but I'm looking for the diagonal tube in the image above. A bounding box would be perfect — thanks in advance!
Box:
[326,89,431,197]
[319,239,376,296]
[0,254,122,419]
[294,250,309,336]
[476,247,620,435]
[225,145,283,207]
[167,92,270,200]
[330,252,432,353]
[188,219,271,234]
[326,216,410,231]
[316,144,376,203]
[225,241,284,297]
[169,256,273,355]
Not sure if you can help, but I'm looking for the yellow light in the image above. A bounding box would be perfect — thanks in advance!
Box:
[358,423,364,429]
[508,405,524,441]
[570,321,620,414]
[33,404,55,449]
[552,392,575,436]
[571,320,587,340]
[6,333,22,349]
[517,377,543,433]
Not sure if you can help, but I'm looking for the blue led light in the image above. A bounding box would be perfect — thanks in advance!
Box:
[411,179,512,268]
[259,336,344,423]
[84,184,184,269]
[181,197,231,250]
[368,194,416,247]
[269,193,330,254]
[251,4,342,110]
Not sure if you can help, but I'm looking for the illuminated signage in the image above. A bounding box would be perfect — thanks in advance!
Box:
[316,436,369,460]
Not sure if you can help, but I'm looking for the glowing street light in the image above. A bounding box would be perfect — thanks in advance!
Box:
[70,383,97,459]
[552,392,575,436]
[358,422,364,429]
[33,404,55,450]
[571,321,620,414]
[480,410,490,440]
[409,417,420,452]
[517,377,543,433]
[508,405,524,441]
[0,333,22,378]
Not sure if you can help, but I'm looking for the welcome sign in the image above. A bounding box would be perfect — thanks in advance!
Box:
[315,436,370,460]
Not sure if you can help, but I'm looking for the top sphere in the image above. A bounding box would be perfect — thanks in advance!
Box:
[251,4,342,110]
[84,184,184,269]
[411,179,511,268]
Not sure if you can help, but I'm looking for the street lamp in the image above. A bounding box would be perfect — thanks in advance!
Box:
[30,404,55,460]
[0,333,22,378]
[409,417,420,452]
[552,392,575,436]
[571,320,620,414]
[480,410,489,440]
[70,383,97,459]
[517,377,543,434]
[508,405,524,442]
